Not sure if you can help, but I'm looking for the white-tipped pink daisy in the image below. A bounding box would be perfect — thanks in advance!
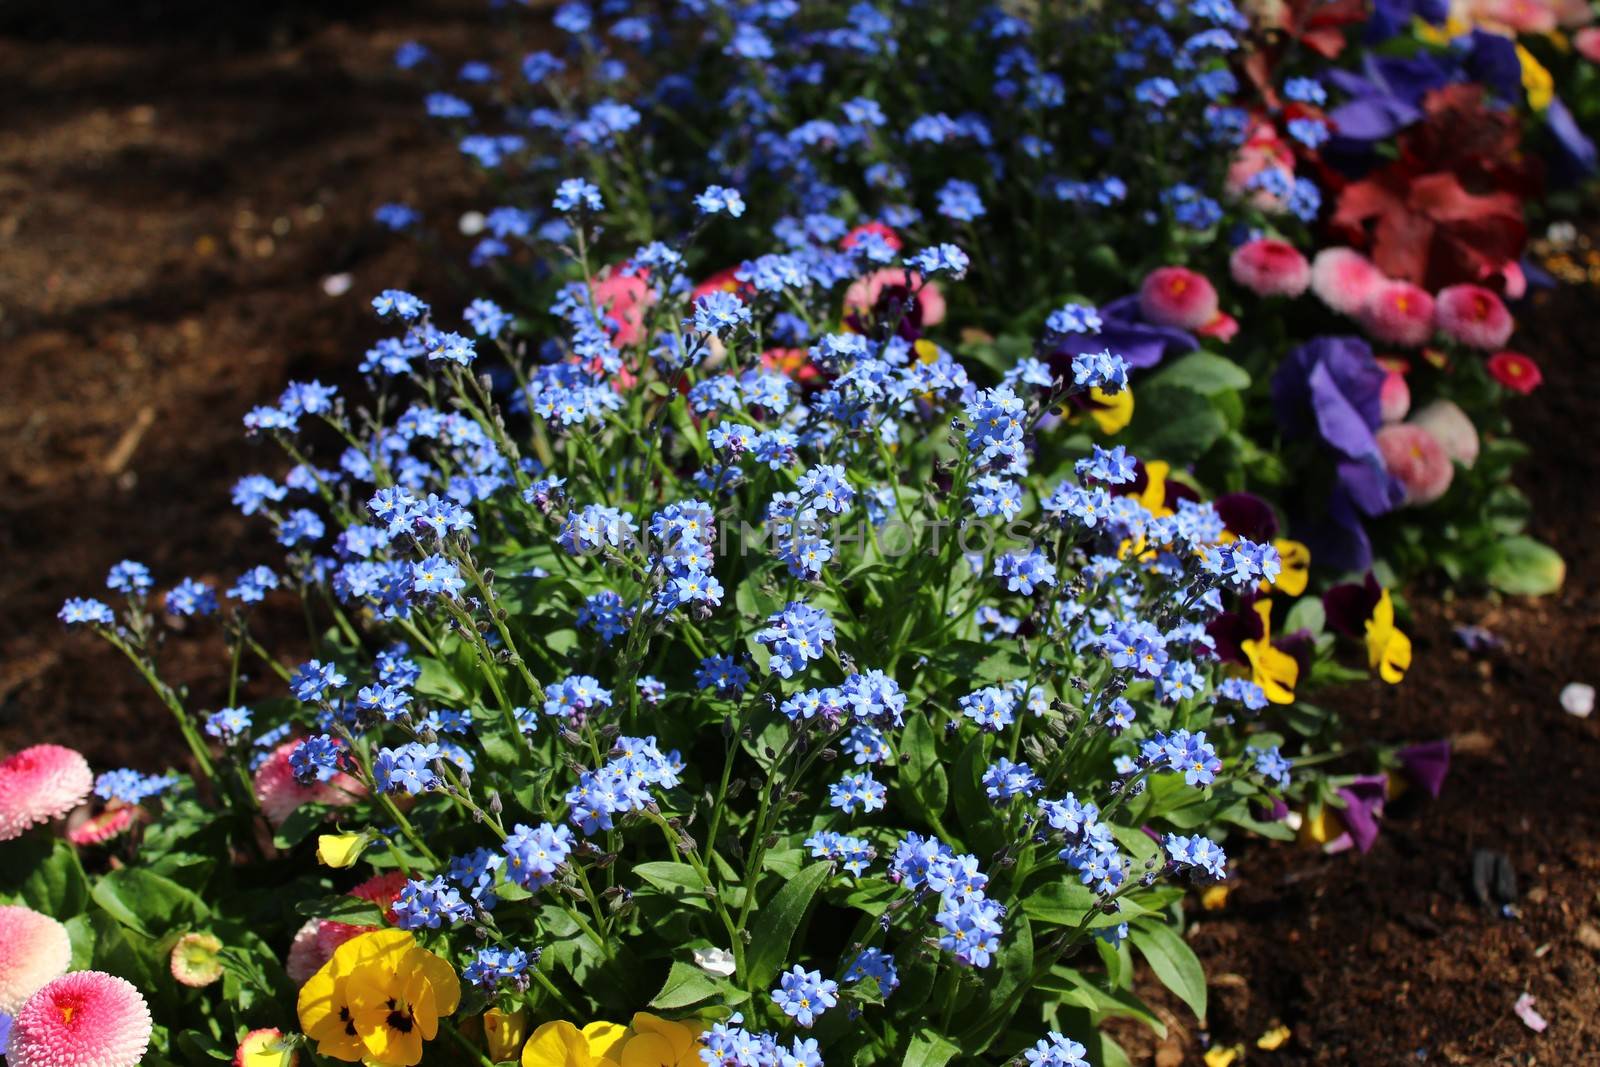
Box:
[6,970,152,1067]
[0,745,93,842]
[0,905,73,1015]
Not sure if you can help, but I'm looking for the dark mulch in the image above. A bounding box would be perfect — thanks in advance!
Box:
[2,5,1597,1064]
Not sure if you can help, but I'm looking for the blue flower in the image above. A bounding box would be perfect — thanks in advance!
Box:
[503,821,574,890]
[694,185,747,218]
[372,289,427,320]
[394,876,474,930]
[692,291,752,336]
[935,178,986,221]
[411,555,465,598]
[1025,1032,1090,1067]
[552,178,604,213]
[982,758,1042,803]
[771,966,839,1028]
[162,578,217,618]
[58,597,114,626]
[828,771,887,814]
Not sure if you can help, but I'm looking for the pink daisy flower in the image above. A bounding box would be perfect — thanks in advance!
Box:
[234,1027,298,1067]
[66,806,136,847]
[1360,281,1436,348]
[6,971,152,1067]
[251,739,365,829]
[169,933,224,989]
[284,918,331,986]
[0,745,93,842]
[1435,284,1514,350]
[1229,238,1311,298]
[1377,424,1455,506]
[1309,247,1385,317]
[1409,399,1480,469]
[1379,370,1411,424]
[589,265,657,348]
[1577,27,1600,62]
[1138,266,1220,331]
[843,269,946,327]
[0,906,72,1015]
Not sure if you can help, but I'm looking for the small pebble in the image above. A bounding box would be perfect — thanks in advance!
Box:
[1560,682,1594,718]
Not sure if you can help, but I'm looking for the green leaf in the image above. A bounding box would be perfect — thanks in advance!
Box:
[1130,918,1207,1021]
[745,861,831,988]
[1021,880,1097,927]
[1145,351,1251,396]
[634,861,710,907]
[897,713,948,829]
[1282,596,1325,636]
[0,835,89,915]
[1486,535,1565,596]
[1039,966,1167,1036]
[91,868,208,939]
[271,804,326,850]
[1125,384,1229,466]
[649,961,730,1010]
[903,1029,961,1067]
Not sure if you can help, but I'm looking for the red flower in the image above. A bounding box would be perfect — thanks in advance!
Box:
[1331,86,1535,290]
[1486,351,1543,394]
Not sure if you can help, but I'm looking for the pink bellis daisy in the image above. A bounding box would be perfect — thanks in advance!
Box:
[7,970,152,1067]
[0,745,93,841]
[1435,284,1514,349]
[1309,247,1384,317]
[251,739,365,829]
[1360,280,1435,348]
[1137,266,1219,331]
[1376,423,1455,505]
[0,906,72,1015]
[1229,238,1311,298]
[66,806,136,847]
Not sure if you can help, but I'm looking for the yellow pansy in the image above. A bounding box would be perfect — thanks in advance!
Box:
[522,1015,704,1067]
[317,831,371,869]
[1414,13,1472,45]
[521,1020,629,1067]
[1134,460,1173,517]
[1296,804,1343,848]
[1239,599,1299,705]
[618,1013,703,1067]
[297,930,460,1067]
[1363,589,1412,684]
[1516,43,1553,110]
[1087,385,1133,435]
[1271,538,1311,597]
[486,1008,529,1063]
[1257,1024,1292,1051]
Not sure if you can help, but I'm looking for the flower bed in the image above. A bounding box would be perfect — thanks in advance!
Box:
[0,2,1594,1067]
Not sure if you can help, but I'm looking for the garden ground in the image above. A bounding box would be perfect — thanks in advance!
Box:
[1,3,1596,1063]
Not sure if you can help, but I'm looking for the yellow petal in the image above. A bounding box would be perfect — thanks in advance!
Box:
[1200,884,1230,911]
[522,1021,589,1067]
[582,1021,629,1063]
[1204,1045,1241,1067]
[1378,628,1412,684]
[1088,385,1134,435]
[1271,539,1311,598]
[317,831,370,869]
[486,1009,529,1063]
[401,944,461,1019]
[628,1014,699,1063]
[1257,1024,1292,1051]
[1517,43,1553,111]
[620,1032,680,1067]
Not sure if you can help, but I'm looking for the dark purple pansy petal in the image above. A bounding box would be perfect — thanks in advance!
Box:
[1336,774,1390,853]
[1214,492,1280,541]
[1399,740,1451,799]
[1323,573,1383,638]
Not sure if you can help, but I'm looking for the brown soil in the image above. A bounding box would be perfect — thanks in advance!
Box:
[2,5,1597,1065]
